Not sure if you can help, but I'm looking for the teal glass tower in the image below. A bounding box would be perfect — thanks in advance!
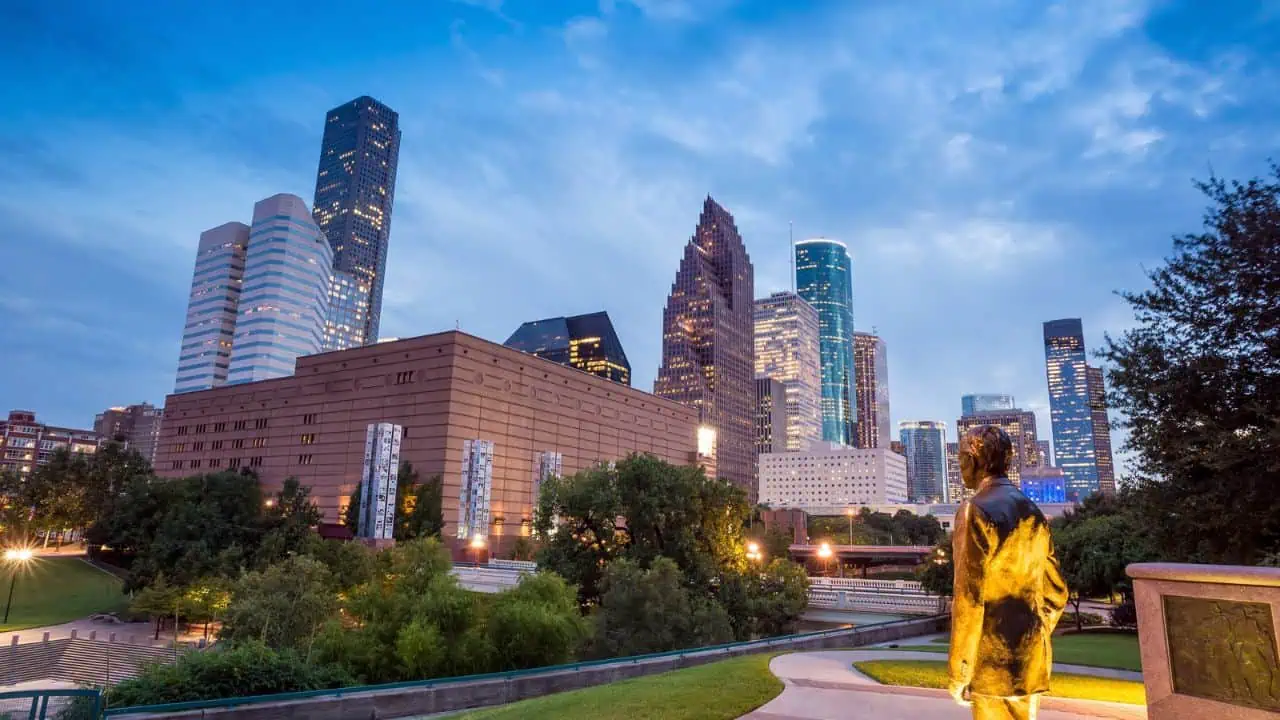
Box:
[795,238,855,445]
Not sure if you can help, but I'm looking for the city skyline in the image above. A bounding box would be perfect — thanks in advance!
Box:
[4,2,1276,470]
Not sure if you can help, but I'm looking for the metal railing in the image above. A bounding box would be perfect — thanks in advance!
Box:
[806,587,949,615]
[0,689,102,719]
[808,577,927,594]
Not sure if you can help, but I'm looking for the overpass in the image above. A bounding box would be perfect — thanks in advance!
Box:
[788,543,935,576]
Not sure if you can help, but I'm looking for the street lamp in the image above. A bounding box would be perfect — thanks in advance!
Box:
[3,547,34,624]
[469,534,487,566]
[844,507,854,546]
[746,541,762,564]
[817,542,832,577]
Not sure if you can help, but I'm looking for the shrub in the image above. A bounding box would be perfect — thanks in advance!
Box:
[1110,600,1138,629]
[590,557,734,659]
[1059,611,1106,628]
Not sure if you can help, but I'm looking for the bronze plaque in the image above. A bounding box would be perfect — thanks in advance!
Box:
[1164,594,1280,711]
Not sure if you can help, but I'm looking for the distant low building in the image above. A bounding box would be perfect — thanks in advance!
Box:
[1020,466,1068,504]
[1,410,102,476]
[759,442,908,511]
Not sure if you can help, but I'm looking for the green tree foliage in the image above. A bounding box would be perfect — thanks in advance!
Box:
[746,526,795,564]
[485,572,590,670]
[1051,497,1156,630]
[255,478,323,566]
[715,559,810,641]
[807,508,944,547]
[1102,165,1280,564]
[916,538,954,596]
[343,463,444,541]
[220,555,337,652]
[129,573,182,640]
[589,557,733,658]
[297,534,375,591]
[510,535,535,561]
[106,641,353,708]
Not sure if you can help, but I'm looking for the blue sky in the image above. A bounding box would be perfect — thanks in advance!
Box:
[1,0,1277,474]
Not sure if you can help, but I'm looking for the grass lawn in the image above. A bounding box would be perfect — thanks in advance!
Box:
[891,632,1141,672]
[0,557,129,632]
[854,660,1146,706]
[456,653,783,720]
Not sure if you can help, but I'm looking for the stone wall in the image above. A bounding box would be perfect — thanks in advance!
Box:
[109,615,948,719]
[1128,562,1280,719]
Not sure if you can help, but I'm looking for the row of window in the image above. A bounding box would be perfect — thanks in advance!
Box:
[171,456,265,471]
[174,418,270,436]
[173,435,305,453]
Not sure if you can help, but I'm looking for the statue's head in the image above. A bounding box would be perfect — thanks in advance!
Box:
[959,425,1013,490]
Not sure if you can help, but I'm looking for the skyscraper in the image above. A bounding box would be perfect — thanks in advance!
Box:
[945,442,963,503]
[312,96,401,350]
[795,239,855,445]
[1087,365,1117,496]
[1037,440,1053,467]
[655,196,756,498]
[226,194,333,385]
[956,409,1040,487]
[505,311,631,385]
[755,377,787,456]
[853,332,890,448]
[94,403,164,466]
[960,394,1015,416]
[753,292,821,451]
[1044,319,1099,500]
[174,222,249,394]
[899,420,948,503]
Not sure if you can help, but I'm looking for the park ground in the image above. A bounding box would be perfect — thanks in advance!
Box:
[0,555,129,632]
[879,630,1142,672]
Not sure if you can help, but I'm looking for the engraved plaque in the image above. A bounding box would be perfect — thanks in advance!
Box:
[1164,594,1280,711]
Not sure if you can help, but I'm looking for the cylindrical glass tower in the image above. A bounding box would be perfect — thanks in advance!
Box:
[795,238,855,446]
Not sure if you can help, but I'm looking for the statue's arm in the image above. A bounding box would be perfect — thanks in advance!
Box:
[1042,531,1068,630]
[947,501,989,694]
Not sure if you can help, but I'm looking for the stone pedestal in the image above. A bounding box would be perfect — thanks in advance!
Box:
[1127,563,1280,719]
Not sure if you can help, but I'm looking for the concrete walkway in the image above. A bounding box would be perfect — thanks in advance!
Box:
[740,651,1147,720]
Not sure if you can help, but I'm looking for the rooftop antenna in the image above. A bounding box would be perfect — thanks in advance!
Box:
[789,221,795,294]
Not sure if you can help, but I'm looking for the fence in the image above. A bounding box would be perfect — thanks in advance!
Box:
[806,588,949,615]
[105,614,949,719]
[807,577,927,595]
[0,689,103,719]
[487,558,536,573]
[1,637,189,687]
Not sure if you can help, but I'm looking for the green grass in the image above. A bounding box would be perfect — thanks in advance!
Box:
[455,653,784,720]
[854,660,1146,706]
[891,632,1142,672]
[0,557,129,631]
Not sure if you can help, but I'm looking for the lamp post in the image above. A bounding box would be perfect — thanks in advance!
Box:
[746,541,762,565]
[817,542,832,577]
[3,548,34,624]
[469,534,487,566]
[844,507,854,546]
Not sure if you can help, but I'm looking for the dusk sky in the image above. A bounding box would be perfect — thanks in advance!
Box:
[2,0,1277,474]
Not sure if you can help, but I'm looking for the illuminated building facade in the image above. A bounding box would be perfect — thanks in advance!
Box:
[759,442,908,511]
[795,239,855,445]
[955,408,1041,487]
[899,420,948,503]
[458,438,494,540]
[504,311,631,385]
[655,196,756,500]
[755,377,787,455]
[853,332,890,448]
[945,441,962,503]
[1037,440,1052,467]
[313,96,401,350]
[0,410,101,476]
[1044,318,1099,500]
[174,222,249,394]
[1087,365,1116,496]
[94,403,164,465]
[752,292,821,451]
[226,194,333,385]
[358,423,403,541]
[1021,466,1067,504]
[960,394,1015,416]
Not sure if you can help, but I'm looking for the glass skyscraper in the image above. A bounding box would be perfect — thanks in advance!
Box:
[174,222,249,394]
[1044,319,1099,500]
[753,292,821,451]
[1087,366,1117,496]
[505,311,632,385]
[313,96,401,351]
[955,408,1040,487]
[795,238,855,445]
[853,332,890,448]
[960,393,1015,416]
[899,420,948,503]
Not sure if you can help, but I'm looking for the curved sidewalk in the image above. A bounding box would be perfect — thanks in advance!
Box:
[741,651,1147,720]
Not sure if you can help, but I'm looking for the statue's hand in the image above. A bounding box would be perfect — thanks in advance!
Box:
[948,679,971,707]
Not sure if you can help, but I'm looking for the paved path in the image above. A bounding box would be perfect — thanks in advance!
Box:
[740,651,1147,720]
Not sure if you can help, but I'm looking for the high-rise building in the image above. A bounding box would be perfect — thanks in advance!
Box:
[504,311,631,385]
[1,410,102,476]
[960,394,1015,416]
[753,292,821,451]
[853,332,890,449]
[1087,365,1117,496]
[899,421,948,503]
[173,222,249,394]
[226,194,334,385]
[655,196,756,499]
[956,409,1040,487]
[945,441,962,503]
[755,377,787,456]
[313,96,401,350]
[1037,440,1053,467]
[759,442,908,512]
[1044,319,1099,501]
[94,403,164,465]
[795,239,855,445]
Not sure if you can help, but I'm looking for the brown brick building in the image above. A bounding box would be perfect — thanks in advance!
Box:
[157,331,699,555]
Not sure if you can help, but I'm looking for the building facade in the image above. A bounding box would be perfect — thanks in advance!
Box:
[1044,319,1099,500]
[1087,365,1116,496]
[173,222,249,394]
[853,332,890,449]
[654,196,756,499]
[955,409,1041,487]
[93,403,164,465]
[1037,440,1053,467]
[504,311,631,385]
[155,331,699,557]
[898,420,948,503]
[755,377,787,456]
[226,194,333,385]
[752,292,821,452]
[312,96,401,351]
[0,411,102,476]
[945,441,962,503]
[1020,466,1067,504]
[758,442,908,511]
[960,394,1015,416]
[795,239,855,445]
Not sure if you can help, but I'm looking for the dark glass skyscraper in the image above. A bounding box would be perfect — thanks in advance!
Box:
[795,239,855,445]
[899,420,948,503]
[960,393,1015,416]
[313,96,401,351]
[1087,365,1116,496]
[504,311,631,385]
[1044,319,1099,500]
[853,331,890,448]
[655,196,756,500]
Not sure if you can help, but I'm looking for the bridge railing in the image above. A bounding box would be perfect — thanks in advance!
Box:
[808,577,927,594]
[807,588,949,615]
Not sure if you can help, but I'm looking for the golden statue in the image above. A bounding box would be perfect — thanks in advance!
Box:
[948,426,1069,720]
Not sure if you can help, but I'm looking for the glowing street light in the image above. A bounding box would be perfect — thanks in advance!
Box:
[3,547,34,624]
[746,541,762,563]
[844,507,854,546]
[817,542,833,577]
[469,534,487,566]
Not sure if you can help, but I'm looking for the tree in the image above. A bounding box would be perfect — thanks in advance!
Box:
[219,555,337,653]
[715,559,809,640]
[485,573,589,670]
[589,557,733,658]
[917,537,954,596]
[130,573,182,640]
[1102,165,1280,564]
[255,478,323,566]
[510,535,535,561]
